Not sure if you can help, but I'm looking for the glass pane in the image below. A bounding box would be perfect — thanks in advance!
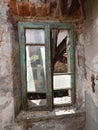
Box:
[53,75,71,90]
[53,74,71,105]
[26,46,47,106]
[52,29,71,105]
[25,29,45,44]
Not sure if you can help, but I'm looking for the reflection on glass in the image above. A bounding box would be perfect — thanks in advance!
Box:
[26,46,46,106]
[52,29,71,105]
[25,29,45,44]
[53,75,71,90]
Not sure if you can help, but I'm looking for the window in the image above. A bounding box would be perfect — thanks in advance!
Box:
[18,22,75,110]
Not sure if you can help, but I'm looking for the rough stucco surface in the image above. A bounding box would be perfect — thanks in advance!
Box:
[0,1,14,130]
[84,0,98,130]
[0,0,86,130]
[27,113,85,130]
[76,24,86,109]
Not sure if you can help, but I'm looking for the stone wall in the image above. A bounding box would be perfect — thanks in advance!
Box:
[0,0,14,129]
[84,0,98,130]
[0,0,86,130]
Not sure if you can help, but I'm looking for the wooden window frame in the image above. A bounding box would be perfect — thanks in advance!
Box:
[18,22,75,110]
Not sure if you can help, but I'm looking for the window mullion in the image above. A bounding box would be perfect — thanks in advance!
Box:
[45,25,53,110]
[70,27,75,104]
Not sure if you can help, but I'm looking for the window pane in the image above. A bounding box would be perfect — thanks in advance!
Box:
[53,74,71,90]
[52,29,71,73]
[26,46,47,106]
[25,29,45,44]
[53,74,71,105]
[52,29,72,105]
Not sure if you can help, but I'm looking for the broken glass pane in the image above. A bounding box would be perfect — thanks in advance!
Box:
[52,29,72,105]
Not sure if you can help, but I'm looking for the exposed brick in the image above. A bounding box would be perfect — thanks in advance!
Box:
[41,4,47,16]
[30,2,36,17]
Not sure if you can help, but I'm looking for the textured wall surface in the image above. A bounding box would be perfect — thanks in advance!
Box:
[27,112,85,130]
[84,0,98,130]
[14,110,85,130]
[0,0,86,130]
[0,0,14,130]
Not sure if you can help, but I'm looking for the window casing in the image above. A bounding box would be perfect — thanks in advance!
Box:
[18,22,75,110]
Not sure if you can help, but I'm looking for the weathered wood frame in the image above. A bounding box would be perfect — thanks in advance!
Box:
[18,22,75,110]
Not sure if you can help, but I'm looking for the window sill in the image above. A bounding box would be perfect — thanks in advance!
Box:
[15,107,85,123]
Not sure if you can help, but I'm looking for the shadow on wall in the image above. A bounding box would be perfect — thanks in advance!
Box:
[86,92,98,130]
